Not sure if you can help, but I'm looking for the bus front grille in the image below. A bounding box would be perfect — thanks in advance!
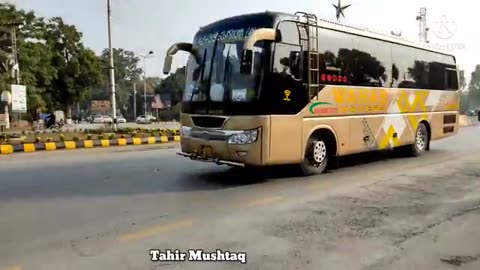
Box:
[191,116,227,128]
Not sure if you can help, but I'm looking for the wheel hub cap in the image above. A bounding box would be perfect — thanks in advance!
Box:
[416,127,427,150]
[313,141,327,164]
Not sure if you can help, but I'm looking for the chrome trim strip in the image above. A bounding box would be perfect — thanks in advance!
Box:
[181,126,245,141]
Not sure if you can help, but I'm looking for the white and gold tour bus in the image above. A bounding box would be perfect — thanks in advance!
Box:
[163,11,460,175]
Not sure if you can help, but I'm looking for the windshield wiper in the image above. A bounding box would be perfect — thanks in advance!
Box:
[189,48,207,103]
[222,48,232,103]
[206,37,219,113]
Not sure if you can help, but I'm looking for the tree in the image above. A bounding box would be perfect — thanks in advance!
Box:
[458,70,469,114]
[45,17,103,119]
[155,66,186,105]
[98,48,143,115]
[467,65,480,110]
[0,3,57,119]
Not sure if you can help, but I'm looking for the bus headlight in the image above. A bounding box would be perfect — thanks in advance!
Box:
[228,128,259,145]
[180,126,192,137]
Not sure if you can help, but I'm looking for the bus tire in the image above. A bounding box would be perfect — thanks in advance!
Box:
[406,122,429,157]
[299,135,330,176]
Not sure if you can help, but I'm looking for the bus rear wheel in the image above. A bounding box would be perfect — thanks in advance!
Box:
[404,122,429,157]
[299,135,330,176]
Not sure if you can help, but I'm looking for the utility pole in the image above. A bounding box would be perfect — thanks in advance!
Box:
[107,0,117,130]
[416,8,429,43]
[143,59,147,116]
[133,82,137,120]
[140,51,154,116]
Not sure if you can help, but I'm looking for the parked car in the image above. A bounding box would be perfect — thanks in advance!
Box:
[117,116,127,123]
[93,115,112,123]
[92,114,104,123]
[136,115,151,124]
[102,115,113,123]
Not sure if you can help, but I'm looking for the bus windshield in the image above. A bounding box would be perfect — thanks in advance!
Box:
[184,40,261,103]
[181,16,273,115]
[183,40,263,113]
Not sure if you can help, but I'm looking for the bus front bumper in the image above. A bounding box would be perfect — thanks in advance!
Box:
[177,152,246,167]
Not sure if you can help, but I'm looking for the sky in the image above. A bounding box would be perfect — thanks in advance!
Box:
[5,0,479,83]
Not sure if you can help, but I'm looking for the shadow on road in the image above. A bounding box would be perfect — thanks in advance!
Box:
[178,148,428,191]
[0,146,452,201]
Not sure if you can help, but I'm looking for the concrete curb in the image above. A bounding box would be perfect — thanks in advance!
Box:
[459,115,478,128]
[0,135,181,155]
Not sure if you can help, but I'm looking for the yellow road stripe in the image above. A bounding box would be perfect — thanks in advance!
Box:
[174,135,181,141]
[23,143,35,152]
[160,136,169,143]
[117,138,127,146]
[133,138,142,145]
[246,196,283,207]
[84,140,94,148]
[45,142,56,151]
[147,137,156,144]
[0,265,22,270]
[101,140,110,147]
[64,141,76,149]
[117,220,195,242]
[0,145,13,154]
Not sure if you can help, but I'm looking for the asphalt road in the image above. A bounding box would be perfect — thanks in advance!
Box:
[0,125,479,270]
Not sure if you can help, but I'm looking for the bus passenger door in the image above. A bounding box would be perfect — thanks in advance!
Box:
[266,20,311,164]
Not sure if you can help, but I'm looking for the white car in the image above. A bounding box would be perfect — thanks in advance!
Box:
[136,115,151,124]
[116,116,127,123]
[93,115,113,123]
[92,114,104,123]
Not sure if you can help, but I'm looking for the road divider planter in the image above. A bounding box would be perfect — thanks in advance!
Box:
[0,128,181,155]
[0,135,181,154]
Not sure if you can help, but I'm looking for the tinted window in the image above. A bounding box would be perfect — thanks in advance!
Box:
[273,43,299,75]
[391,44,418,88]
[277,21,300,45]
[318,28,353,85]
[266,28,308,114]
[351,36,391,87]
[409,49,431,89]
[446,66,459,90]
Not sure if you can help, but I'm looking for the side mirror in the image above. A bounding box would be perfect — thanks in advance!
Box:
[240,49,253,74]
[163,55,173,75]
[289,51,301,79]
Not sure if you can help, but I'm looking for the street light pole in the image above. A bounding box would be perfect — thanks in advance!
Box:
[140,51,154,116]
[107,0,117,130]
[143,59,147,116]
[133,82,137,120]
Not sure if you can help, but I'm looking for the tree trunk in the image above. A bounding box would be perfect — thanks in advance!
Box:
[64,104,72,125]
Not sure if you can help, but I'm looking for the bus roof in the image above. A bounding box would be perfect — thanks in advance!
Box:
[200,11,455,59]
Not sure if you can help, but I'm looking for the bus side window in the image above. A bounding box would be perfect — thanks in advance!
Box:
[391,44,417,89]
[445,68,459,90]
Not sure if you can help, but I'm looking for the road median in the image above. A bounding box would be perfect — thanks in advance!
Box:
[0,135,180,155]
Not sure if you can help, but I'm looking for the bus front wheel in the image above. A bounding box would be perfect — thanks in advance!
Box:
[299,135,330,176]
